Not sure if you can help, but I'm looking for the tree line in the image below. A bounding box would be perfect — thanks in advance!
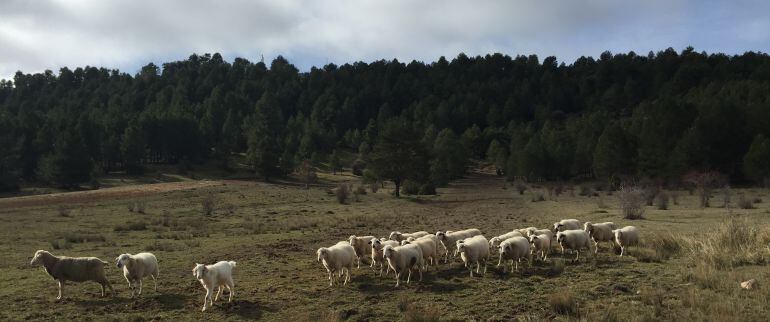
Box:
[1,47,769,193]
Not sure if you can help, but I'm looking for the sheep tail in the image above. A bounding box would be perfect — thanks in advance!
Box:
[228,261,237,268]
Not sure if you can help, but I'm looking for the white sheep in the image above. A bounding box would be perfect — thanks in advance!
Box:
[115,252,159,297]
[517,226,538,236]
[553,219,581,232]
[29,250,114,300]
[389,231,430,242]
[192,261,236,312]
[457,235,490,277]
[498,236,531,272]
[613,226,640,256]
[383,244,424,287]
[348,235,375,268]
[370,238,400,276]
[436,228,482,261]
[400,235,439,270]
[317,241,356,286]
[556,230,593,261]
[489,231,524,254]
[528,234,551,261]
[583,222,617,253]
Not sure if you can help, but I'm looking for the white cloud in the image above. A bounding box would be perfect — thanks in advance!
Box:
[0,0,767,80]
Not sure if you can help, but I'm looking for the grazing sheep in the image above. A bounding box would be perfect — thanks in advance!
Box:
[29,250,114,300]
[556,230,593,261]
[489,231,524,254]
[317,241,356,286]
[400,236,439,270]
[115,252,159,297]
[517,227,538,236]
[583,222,617,253]
[457,235,490,277]
[553,219,581,232]
[389,231,430,242]
[348,235,376,268]
[192,261,236,312]
[528,234,551,261]
[436,228,482,261]
[613,226,640,256]
[383,244,424,287]
[498,236,531,272]
[370,238,400,276]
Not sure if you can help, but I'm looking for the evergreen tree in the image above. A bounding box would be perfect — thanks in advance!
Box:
[38,129,94,188]
[744,134,770,184]
[593,122,636,179]
[369,119,429,197]
[486,139,508,176]
[121,121,145,174]
[243,93,283,180]
[329,149,342,174]
[433,128,469,179]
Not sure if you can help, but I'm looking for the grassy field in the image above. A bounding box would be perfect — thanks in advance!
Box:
[1,170,770,321]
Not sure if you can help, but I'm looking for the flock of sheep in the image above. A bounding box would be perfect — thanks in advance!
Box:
[26,218,640,313]
[29,250,235,312]
[316,219,640,287]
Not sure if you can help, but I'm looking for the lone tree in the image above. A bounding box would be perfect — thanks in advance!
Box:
[744,134,770,185]
[368,119,429,197]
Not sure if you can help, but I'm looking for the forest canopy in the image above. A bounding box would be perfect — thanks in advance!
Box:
[1,47,769,191]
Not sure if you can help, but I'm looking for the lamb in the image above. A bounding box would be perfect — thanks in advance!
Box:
[457,235,490,277]
[369,238,400,276]
[555,230,593,261]
[553,219,581,232]
[613,226,640,256]
[498,236,531,272]
[29,250,114,300]
[192,261,236,312]
[583,222,617,253]
[382,244,424,287]
[388,231,430,242]
[489,231,524,254]
[436,228,482,261]
[400,235,439,270]
[348,235,376,268]
[528,234,551,261]
[317,241,356,286]
[115,252,159,297]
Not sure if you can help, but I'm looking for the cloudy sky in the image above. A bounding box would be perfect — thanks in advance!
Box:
[1,0,769,80]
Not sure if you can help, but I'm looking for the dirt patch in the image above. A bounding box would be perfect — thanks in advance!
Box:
[0,180,231,209]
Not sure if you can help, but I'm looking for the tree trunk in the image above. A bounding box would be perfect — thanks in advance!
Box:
[394,179,401,197]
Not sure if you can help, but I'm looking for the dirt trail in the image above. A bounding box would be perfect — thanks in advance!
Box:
[0,180,229,209]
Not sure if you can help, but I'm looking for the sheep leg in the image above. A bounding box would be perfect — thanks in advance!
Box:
[406,269,412,284]
[482,261,487,275]
[151,275,157,292]
[57,280,63,300]
[395,272,401,287]
[227,278,234,302]
[418,267,423,282]
[344,267,351,285]
[138,279,143,296]
[214,285,222,302]
[620,246,625,257]
[575,250,580,262]
[202,287,212,311]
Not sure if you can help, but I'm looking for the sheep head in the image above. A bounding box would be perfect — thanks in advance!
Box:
[30,250,49,266]
[192,263,207,280]
[389,232,401,241]
[115,254,132,268]
[382,245,395,259]
[316,248,328,263]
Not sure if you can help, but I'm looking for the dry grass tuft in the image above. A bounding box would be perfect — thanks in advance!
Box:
[549,291,578,316]
[618,185,645,219]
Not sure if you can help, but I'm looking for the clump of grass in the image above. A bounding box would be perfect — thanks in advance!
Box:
[418,183,436,195]
[50,239,72,250]
[403,304,441,322]
[401,180,419,196]
[530,190,545,202]
[59,232,106,243]
[549,291,577,316]
[656,191,670,210]
[670,191,680,205]
[135,201,146,214]
[114,220,148,232]
[127,203,135,212]
[578,185,592,197]
[57,206,71,217]
[680,218,770,270]
[643,185,660,206]
[547,259,565,277]
[515,180,528,195]
[369,183,380,193]
[335,184,350,204]
[201,193,217,216]
[738,194,754,209]
[618,185,645,219]
[145,241,182,252]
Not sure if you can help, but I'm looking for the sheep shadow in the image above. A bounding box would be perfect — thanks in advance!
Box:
[226,299,272,320]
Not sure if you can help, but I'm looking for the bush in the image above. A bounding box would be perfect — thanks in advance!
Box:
[618,185,645,219]
[738,194,754,209]
[351,159,366,176]
[401,180,419,196]
[531,191,545,202]
[354,185,367,195]
[643,185,660,206]
[114,220,148,232]
[201,194,217,216]
[656,191,670,210]
[135,201,146,214]
[549,291,577,315]
[369,183,380,193]
[419,183,436,195]
[57,206,71,217]
[671,191,680,205]
[515,181,527,195]
[335,184,349,204]
[50,239,72,250]
[579,185,592,197]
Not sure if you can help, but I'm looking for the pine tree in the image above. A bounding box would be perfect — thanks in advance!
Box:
[593,122,636,179]
[121,121,145,175]
[39,128,94,188]
[744,134,770,184]
[243,93,283,181]
[369,119,429,197]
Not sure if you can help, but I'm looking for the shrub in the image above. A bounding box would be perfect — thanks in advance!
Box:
[547,259,565,277]
[671,191,680,205]
[531,191,545,202]
[753,197,763,204]
[643,185,660,206]
[201,193,217,216]
[578,185,592,197]
[418,183,436,195]
[127,203,135,212]
[656,191,670,210]
[515,180,527,195]
[403,304,441,322]
[618,185,645,219]
[738,194,754,209]
[549,291,577,316]
[351,159,366,176]
[114,220,148,232]
[335,184,349,204]
[680,218,770,269]
[50,239,72,250]
[369,183,380,193]
[596,195,607,209]
[135,201,146,214]
[401,180,419,196]
[355,185,367,195]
